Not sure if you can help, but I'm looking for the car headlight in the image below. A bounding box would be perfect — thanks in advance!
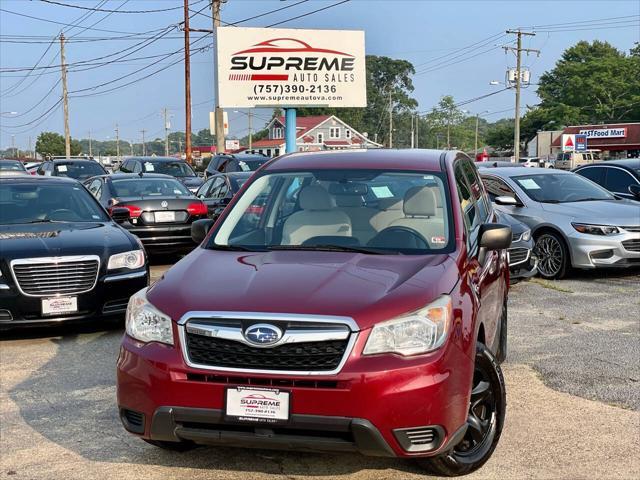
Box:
[571,223,620,236]
[363,296,452,356]
[125,288,174,345]
[107,250,145,270]
[521,229,531,242]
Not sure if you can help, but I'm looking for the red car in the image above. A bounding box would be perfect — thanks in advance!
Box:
[117,149,511,476]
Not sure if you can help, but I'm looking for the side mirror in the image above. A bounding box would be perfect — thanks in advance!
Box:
[494,196,519,206]
[479,223,512,250]
[191,219,215,244]
[110,207,130,224]
[629,184,640,199]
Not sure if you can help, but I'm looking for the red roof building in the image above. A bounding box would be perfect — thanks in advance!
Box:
[551,123,640,157]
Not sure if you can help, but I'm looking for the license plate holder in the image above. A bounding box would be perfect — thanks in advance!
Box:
[41,296,78,316]
[154,211,175,223]
[225,387,290,424]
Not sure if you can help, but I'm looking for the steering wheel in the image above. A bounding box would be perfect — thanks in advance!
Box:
[45,209,79,222]
[368,226,430,250]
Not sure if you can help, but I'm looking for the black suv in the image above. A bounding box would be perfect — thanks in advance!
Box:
[204,152,269,179]
[36,158,107,180]
[118,157,203,193]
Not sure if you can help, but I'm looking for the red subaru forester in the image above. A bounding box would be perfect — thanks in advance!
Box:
[117,149,511,476]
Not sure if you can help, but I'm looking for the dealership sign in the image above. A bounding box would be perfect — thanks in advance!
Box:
[215,27,366,108]
[578,128,627,139]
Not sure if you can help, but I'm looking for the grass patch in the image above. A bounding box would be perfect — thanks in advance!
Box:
[529,278,574,294]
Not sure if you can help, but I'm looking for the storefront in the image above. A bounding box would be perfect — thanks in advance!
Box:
[550,123,640,159]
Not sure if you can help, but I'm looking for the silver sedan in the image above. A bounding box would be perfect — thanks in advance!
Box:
[479,167,640,279]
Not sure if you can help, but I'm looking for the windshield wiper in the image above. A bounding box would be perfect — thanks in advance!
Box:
[267,244,390,255]
[27,219,63,224]
[539,199,561,204]
[571,197,608,202]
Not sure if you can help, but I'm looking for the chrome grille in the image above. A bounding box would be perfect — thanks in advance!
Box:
[621,226,640,233]
[622,239,640,252]
[508,247,530,266]
[11,256,100,297]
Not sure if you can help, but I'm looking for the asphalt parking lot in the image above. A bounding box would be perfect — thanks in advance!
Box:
[1,263,639,480]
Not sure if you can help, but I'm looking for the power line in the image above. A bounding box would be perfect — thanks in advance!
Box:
[0,37,57,95]
[265,0,351,28]
[39,0,206,14]
[522,14,640,29]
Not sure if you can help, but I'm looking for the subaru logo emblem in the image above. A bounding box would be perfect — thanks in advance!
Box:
[244,324,282,346]
[160,201,168,208]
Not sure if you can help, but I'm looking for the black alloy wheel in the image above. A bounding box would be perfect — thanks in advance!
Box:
[535,231,569,279]
[423,343,506,477]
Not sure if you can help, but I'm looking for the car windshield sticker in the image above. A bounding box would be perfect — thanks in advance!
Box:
[174,189,183,194]
[518,178,541,190]
[371,186,393,198]
[144,162,155,172]
[57,165,68,172]
[239,161,250,172]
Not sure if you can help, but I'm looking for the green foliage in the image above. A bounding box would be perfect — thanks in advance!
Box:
[485,119,515,150]
[35,131,81,157]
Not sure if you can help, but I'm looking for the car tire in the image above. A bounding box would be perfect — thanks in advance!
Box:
[535,231,569,279]
[143,439,198,452]
[421,343,506,477]
[495,302,508,364]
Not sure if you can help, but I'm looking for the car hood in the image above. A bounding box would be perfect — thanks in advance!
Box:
[148,249,460,330]
[0,222,135,265]
[541,199,640,225]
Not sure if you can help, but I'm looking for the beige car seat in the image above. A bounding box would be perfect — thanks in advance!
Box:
[389,186,446,246]
[335,195,378,244]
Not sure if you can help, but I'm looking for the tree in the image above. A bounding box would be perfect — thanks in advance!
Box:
[536,40,640,125]
[35,131,81,157]
[485,119,515,151]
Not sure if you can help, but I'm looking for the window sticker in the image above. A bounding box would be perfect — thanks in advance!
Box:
[519,178,541,190]
[144,162,155,172]
[371,186,393,198]
[58,165,68,172]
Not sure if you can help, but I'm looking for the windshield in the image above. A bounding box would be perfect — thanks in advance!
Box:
[0,182,109,224]
[144,161,195,177]
[112,178,192,197]
[0,160,26,171]
[235,159,267,172]
[513,173,615,203]
[209,169,453,255]
[54,161,105,180]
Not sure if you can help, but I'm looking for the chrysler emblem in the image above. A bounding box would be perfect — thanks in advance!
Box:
[244,324,282,346]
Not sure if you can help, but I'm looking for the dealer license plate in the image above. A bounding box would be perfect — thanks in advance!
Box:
[154,211,175,222]
[225,387,290,423]
[42,296,78,316]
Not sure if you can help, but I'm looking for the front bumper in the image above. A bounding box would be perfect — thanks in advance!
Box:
[0,269,147,327]
[566,229,640,269]
[117,331,473,458]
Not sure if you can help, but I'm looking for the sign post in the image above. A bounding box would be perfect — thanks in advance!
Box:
[285,108,297,153]
[575,134,588,152]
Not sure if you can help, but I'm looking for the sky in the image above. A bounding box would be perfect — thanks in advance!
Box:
[1,0,639,151]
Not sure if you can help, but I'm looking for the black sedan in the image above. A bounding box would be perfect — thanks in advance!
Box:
[195,171,252,220]
[83,173,208,254]
[204,153,269,179]
[117,156,203,193]
[0,175,148,328]
[494,210,537,281]
[36,158,107,180]
[573,159,640,201]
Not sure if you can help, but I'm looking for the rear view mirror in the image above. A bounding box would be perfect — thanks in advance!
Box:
[191,219,215,244]
[629,184,640,199]
[494,196,518,206]
[110,207,130,223]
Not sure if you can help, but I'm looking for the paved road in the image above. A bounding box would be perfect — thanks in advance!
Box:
[1,265,639,480]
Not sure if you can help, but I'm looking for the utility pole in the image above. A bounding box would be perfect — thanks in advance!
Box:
[11,135,15,157]
[504,30,538,162]
[59,33,71,159]
[141,129,147,155]
[28,136,32,158]
[248,109,253,151]
[212,0,225,154]
[475,114,480,155]
[163,108,170,156]
[410,114,415,148]
[88,130,92,157]
[415,114,419,149]
[183,0,193,164]
[388,89,393,148]
[115,123,120,161]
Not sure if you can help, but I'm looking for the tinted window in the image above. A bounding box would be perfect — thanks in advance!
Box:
[196,177,215,198]
[111,178,191,197]
[119,161,132,173]
[0,160,26,171]
[576,167,605,185]
[604,168,635,193]
[87,179,103,198]
[481,175,518,202]
[144,161,195,177]
[54,161,106,180]
[0,182,108,224]
[207,177,226,198]
[514,173,614,203]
